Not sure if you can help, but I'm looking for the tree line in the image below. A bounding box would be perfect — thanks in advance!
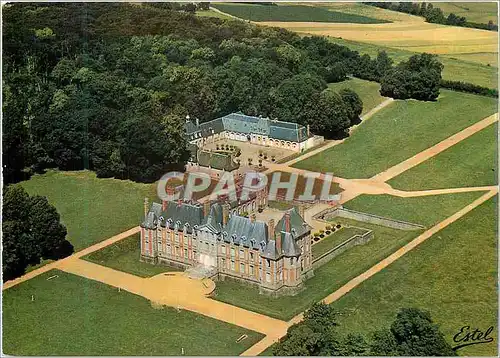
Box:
[3,185,73,281]
[273,302,457,356]
[364,2,497,31]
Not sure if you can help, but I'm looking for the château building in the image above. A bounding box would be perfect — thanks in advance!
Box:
[140,197,314,295]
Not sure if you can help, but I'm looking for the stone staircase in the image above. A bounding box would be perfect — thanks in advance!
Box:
[186,264,217,280]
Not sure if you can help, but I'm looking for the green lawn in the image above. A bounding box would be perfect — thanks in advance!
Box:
[213,218,420,320]
[332,196,498,356]
[329,37,498,87]
[2,270,263,356]
[344,191,485,227]
[293,90,497,179]
[389,123,498,190]
[212,3,388,23]
[327,78,388,115]
[20,170,157,252]
[312,227,368,258]
[83,234,181,277]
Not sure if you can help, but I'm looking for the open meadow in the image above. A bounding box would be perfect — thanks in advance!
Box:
[389,123,498,190]
[332,197,498,356]
[2,270,263,356]
[20,170,157,252]
[344,192,486,227]
[292,90,497,179]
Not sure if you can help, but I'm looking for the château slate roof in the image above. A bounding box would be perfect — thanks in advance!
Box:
[275,207,311,238]
[184,111,310,142]
[222,215,268,250]
[141,200,311,260]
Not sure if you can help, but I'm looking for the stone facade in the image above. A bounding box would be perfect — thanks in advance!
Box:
[185,112,318,156]
[140,197,314,295]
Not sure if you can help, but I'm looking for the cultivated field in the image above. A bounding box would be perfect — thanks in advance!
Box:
[257,20,498,58]
[2,270,263,356]
[389,123,498,190]
[329,37,498,87]
[332,197,498,356]
[327,77,388,115]
[20,170,157,252]
[292,90,498,179]
[211,3,387,23]
[302,2,425,23]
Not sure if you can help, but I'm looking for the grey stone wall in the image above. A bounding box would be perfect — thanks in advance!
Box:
[312,230,373,269]
[315,207,425,231]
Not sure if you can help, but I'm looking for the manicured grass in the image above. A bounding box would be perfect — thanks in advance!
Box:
[344,191,485,227]
[83,234,181,277]
[293,90,497,178]
[2,270,263,356]
[329,38,498,87]
[332,196,498,356]
[327,78,388,115]
[312,226,368,258]
[389,123,498,190]
[212,3,388,23]
[20,170,157,252]
[212,218,420,320]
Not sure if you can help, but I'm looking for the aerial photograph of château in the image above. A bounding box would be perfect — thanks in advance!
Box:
[2,1,498,357]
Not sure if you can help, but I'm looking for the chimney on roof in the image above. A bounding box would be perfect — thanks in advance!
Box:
[204,200,211,217]
[250,213,256,223]
[144,197,149,219]
[285,211,291,233]
[177,199,182,207]
[268,219,275,240]
[196,117,200,127]
[222,203,229,227]
[307,124,310,137]
[186,114,190,122]
[276,232,282,253]
[162,200,167,211]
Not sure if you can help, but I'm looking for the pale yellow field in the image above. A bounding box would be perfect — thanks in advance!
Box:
[258,20,498,63]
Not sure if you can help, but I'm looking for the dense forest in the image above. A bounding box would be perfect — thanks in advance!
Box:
[3,2,445,185]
